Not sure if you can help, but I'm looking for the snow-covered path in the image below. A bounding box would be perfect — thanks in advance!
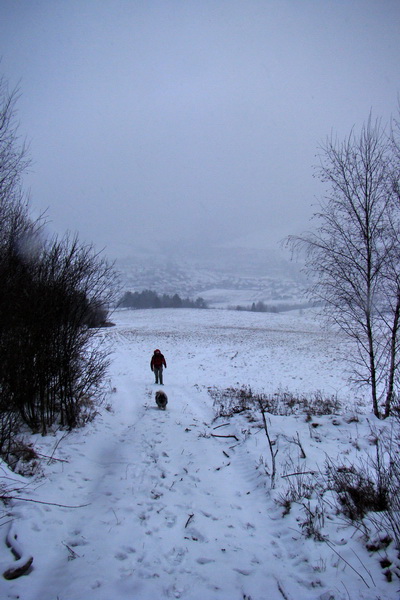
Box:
[1,309,398,600]
[25,389,314,599]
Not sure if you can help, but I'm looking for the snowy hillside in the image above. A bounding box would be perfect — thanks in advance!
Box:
[116,246,308,308]
[0,308,398,600]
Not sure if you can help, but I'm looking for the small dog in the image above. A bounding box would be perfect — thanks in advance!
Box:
[155,390,168,410]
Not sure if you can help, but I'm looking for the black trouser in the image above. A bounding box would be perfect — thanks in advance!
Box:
[154,366,163,384]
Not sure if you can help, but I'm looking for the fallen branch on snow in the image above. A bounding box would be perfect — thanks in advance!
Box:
[36,452,69,463]
[2,496,90,509]
[211,434,239,441]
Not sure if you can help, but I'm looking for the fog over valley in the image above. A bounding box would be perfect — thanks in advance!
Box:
[116,245,308,309]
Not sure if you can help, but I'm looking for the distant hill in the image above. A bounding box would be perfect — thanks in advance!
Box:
[116,246,308,309]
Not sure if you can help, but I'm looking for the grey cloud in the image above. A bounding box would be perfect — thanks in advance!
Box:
[0,0,399,258]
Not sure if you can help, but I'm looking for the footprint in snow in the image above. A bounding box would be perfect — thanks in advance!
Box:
[233,567,253,576]
[197,557,215,565]
[164,546,187,566]
[67,536,88,548]
[200,510,218,520]
[165,583,186,598]
[184,526,207,543]
[164,512,177,527]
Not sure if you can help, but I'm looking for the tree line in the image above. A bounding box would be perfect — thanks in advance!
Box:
[233,301,317,313]
[0,76,116,459]
[118,289,207,310]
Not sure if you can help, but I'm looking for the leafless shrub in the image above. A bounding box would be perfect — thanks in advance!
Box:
[1,234,116,433]
[300,498,326,541]
[209,385,340,419]
[277,469,316,515]
[0,410,21,464]
[256,398,279,489]
[5,439,40,476]
[366,421,400,550]
[320,415,400,558]
[325,456,390,522]
[208,385,260,418]
[282,432,307,459]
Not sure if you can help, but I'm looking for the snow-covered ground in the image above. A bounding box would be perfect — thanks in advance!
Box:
[0,308,398,600]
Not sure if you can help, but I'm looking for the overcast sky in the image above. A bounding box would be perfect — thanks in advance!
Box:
[1,1,399,259]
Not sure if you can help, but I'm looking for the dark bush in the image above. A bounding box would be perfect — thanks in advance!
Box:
[0,74,117,444]
[326,462,389,521]
[0,233,116,433]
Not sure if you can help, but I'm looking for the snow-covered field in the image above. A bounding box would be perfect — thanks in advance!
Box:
[0,308,398,600]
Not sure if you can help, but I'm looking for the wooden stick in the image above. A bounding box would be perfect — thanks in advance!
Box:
[185,514,194,528]
[2,496,90,509]
[36,452,69,463]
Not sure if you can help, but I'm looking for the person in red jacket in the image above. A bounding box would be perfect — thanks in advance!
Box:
[150,349,167,384]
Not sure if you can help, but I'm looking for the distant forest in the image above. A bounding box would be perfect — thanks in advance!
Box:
[118,289,208,310]
[233,301,318,313]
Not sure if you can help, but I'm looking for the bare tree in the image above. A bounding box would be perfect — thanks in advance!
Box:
[288,116,400,418]
[0,75,36,451]
[0,73,117,444]
[0,75,32,241]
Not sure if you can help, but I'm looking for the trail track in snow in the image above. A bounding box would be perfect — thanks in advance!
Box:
[22,381,308,600]
[2,308,395,600]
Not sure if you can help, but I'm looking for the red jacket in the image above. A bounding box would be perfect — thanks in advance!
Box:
[151,351,166,369]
